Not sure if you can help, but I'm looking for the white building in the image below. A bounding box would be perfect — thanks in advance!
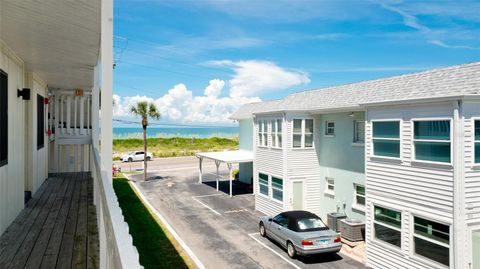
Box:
[231,62,480,269]
[0,0,142,268]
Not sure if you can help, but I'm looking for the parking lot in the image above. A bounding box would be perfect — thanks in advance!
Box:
[121,156,367,269]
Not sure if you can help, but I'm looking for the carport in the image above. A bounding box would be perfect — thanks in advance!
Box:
[196,150,253,197]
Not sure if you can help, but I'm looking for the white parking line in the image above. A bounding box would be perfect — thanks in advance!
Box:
[248,233,302,269]
[192,196,222,216]
[194,193,223,198]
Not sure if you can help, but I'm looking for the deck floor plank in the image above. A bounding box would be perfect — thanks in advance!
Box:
[72,172,88,269]
[8,176,69,268]
[0,177,64,268]
[40,173,80,269]
[0,176,55,258]
[0,173,99,269]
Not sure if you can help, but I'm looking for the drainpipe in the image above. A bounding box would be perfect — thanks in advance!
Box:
[453,100,465,269]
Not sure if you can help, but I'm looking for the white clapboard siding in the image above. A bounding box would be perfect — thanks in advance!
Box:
[463,102,480,223]
[0,42,26,235]
[254,116,285,215]
[365,103,455,269]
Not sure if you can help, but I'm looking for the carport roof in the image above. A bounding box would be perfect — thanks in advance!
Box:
[196,150,253,163]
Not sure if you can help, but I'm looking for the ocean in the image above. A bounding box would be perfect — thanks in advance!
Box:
[113,127,239,139]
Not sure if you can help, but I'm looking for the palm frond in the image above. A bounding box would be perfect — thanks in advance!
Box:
[148,103,161,120]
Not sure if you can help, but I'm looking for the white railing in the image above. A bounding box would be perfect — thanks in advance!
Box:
[91,146,143,269]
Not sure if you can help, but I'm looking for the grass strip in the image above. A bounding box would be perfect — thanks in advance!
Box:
[113,137,238,160]
[113,174,192,269]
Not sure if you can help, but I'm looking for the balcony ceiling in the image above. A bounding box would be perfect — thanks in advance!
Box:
[0,0,100,90]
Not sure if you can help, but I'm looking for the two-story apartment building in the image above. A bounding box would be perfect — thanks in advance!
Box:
[231,62,480,269]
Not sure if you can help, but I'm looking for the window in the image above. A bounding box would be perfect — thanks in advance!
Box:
[373,206,402,248]
[305,119,313,147]
[0,70,7,167]
[413,217,450,266]
[325,177,334,195]
[37,95,45,149]
[475,120,479,164]
[271,119,282,148]
[293,119,314,148]
[353,184,366,207]
[372,121,401,158]
[293,119,302,148]
[325,121,335,136]
[277,119,282,148]
[273,214,288,227]
[272,177,283,201]
[258,121,267,147]
[413,120,451,163]
[258,173,269,196]
[354,120,365,143]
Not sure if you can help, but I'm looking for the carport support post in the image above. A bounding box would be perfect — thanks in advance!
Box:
[215,160,221,191]
[227,162,233,197]
[198,156,203,184]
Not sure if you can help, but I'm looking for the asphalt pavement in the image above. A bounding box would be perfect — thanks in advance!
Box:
[125,156,367,269]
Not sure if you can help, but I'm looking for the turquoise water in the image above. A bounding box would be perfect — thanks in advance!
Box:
[113,127,239,139]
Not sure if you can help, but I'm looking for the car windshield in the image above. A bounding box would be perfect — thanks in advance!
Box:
[297,218,327,231]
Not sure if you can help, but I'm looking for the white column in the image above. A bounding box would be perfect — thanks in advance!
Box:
[215,160,221,191]
[227,163,233,197]
[453,100,465,269]
[100,0,113,181]
[92,66,99,149]
[198,156,203,183]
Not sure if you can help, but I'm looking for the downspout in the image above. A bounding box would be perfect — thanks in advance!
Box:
[453,100,465,269]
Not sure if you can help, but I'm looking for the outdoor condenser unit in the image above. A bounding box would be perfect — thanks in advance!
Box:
[340,219,365,242]
[327,212,347,232]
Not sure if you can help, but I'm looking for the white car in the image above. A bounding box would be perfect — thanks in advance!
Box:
[121,151,153,162]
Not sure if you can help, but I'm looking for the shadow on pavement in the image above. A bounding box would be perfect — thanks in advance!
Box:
[265,235,344,265]
[203,180,253,196]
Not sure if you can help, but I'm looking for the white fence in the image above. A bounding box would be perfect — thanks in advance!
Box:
[91,146,143,269]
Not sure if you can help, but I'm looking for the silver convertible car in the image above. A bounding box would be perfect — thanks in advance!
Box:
[259,210,342,258]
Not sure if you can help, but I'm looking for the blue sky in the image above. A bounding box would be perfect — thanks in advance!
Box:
[113,0,480,126]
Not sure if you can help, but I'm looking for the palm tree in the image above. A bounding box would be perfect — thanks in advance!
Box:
[130,101,160,181]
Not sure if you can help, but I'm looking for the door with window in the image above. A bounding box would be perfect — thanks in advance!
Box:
[474,230,480,269]
[292,181,304,210]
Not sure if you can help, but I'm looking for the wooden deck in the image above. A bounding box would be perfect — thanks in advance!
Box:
[0,172,99,269]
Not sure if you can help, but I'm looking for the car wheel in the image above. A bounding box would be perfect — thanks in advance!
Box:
[259,222,266,237]
[128,158,133,162]
[146,156,152,161]
[287,242,296,259]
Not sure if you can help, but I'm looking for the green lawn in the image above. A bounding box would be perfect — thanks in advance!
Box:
[113,175,191,269]
[113,137,238,159]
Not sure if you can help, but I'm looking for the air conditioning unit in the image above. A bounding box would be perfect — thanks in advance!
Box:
[340,219,365,242]
[327,212,347,232]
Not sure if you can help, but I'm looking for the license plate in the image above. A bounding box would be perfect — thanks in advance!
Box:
[316,239,330,244]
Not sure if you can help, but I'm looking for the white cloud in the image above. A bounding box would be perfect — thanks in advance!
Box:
[204,79,225,97]
[113,80,260,125]
[209,60,310,98]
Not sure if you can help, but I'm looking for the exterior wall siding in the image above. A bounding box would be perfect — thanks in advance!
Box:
[285,113,322,215]
[239,119,253,184]
[0,41,26,234]
[365,103,456,269]
[25,72,49,195]
[462,101,480,269]
[254,115,285,215]
[317,112,366,221]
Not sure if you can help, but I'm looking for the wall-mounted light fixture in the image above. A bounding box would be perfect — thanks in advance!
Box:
[349,112,355,117]
[17,88,31,100]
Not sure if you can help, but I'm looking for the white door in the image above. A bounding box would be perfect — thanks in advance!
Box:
[292,181,304,210]
[474,230,480,269]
